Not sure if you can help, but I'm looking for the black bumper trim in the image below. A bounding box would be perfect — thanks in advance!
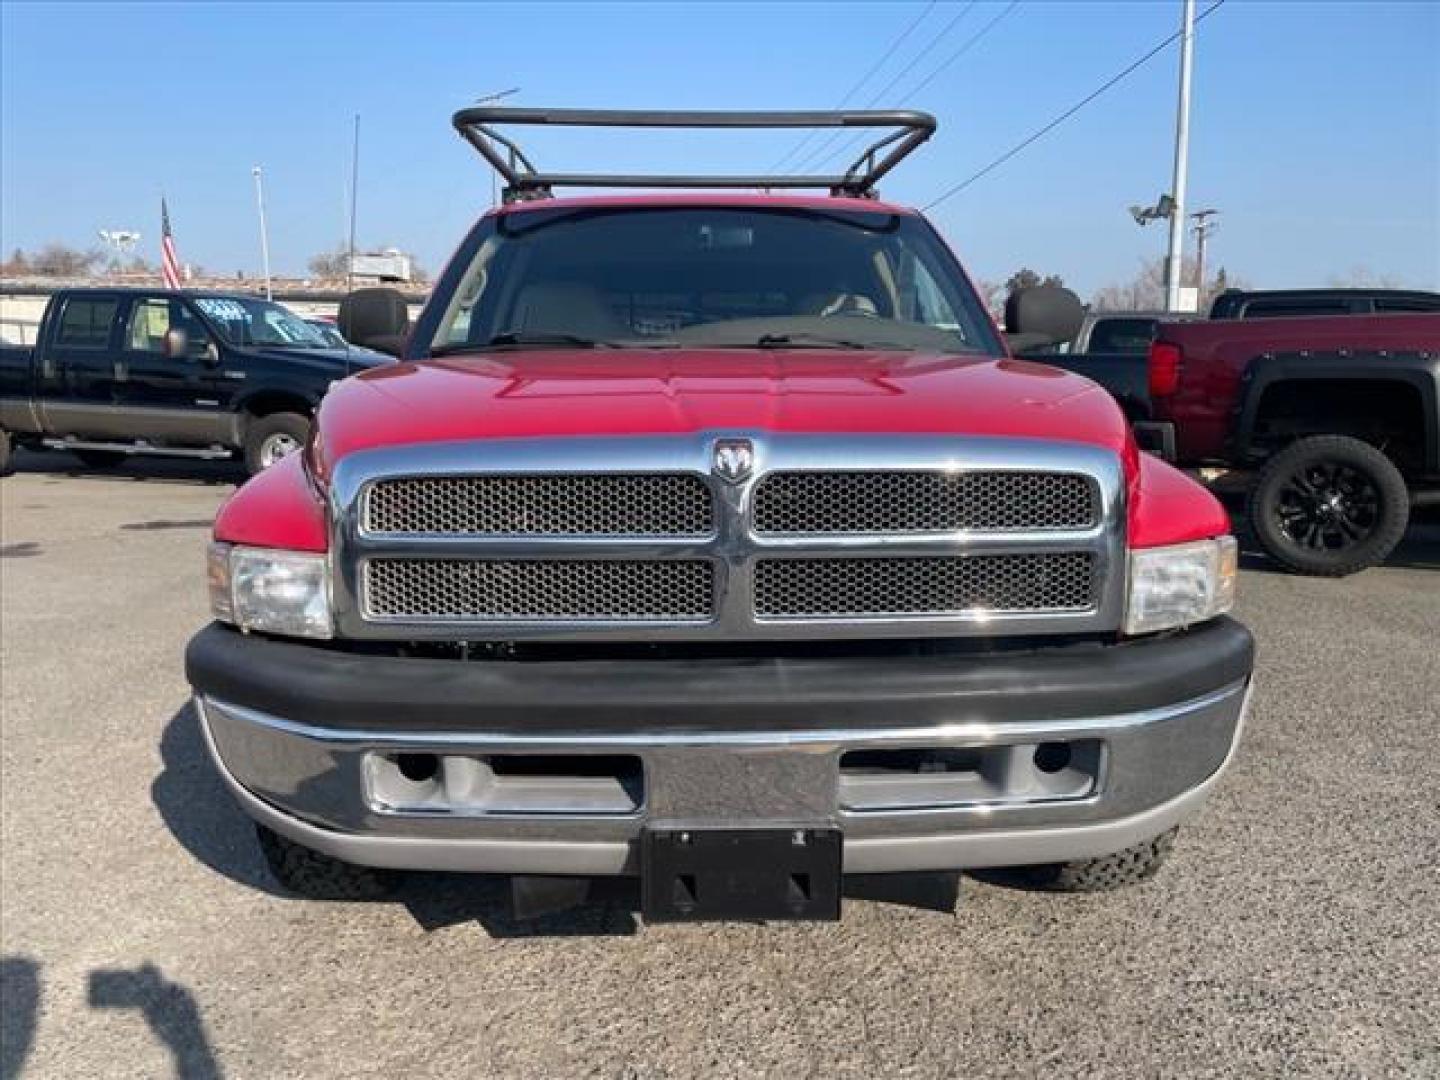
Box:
[185,618,1254,736]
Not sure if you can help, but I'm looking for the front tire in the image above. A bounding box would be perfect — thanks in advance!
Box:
[255,824,400,900]
[243,412,309,475]
[1012,829,1178,892]
[1248,435,1409,576]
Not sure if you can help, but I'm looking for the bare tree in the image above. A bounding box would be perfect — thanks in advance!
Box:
[307,249,350,280]
[1005,268,1064,295]
[1326,265,1406,289]
[24,243,105,277]
[1092,257,1246,313]
[972,278,1005,318]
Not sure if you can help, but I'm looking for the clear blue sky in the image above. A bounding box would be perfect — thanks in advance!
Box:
[3,1,1437,298]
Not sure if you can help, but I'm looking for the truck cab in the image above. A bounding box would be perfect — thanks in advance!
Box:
[184,109,1253,921]
[0,288,389,474]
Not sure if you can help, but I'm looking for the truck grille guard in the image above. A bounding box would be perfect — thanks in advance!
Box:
[327,433,1128,643]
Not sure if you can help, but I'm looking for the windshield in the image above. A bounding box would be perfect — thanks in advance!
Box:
[427,207,1003,356]
[192,297,333,349]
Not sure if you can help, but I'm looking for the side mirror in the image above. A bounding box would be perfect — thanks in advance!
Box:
[200,341,220,366]
[338,288,410,357]
[1003,286,1086,353]
[162,328,188,358]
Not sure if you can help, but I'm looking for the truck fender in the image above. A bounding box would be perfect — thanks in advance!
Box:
[1229,350,1440,472]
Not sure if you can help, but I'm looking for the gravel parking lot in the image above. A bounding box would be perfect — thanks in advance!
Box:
[2,450,1437,1079]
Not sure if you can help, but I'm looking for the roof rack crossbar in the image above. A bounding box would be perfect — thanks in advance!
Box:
[451,107,937,203]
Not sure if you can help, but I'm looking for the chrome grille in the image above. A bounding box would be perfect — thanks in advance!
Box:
[335,435,1125,641]
[364,474,713,537]
[754,553,1096,619]
[752,471,1097,534]
[365,559,715,622]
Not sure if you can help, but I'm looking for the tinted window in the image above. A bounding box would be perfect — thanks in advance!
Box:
[1374,297,1440,313]
[430,207,1003,357]
[1087,317,1158,354]
[55,297,118,348]
[1244,299,1351,318]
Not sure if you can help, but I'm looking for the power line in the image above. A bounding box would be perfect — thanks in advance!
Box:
[924,0,1228,212]
[788,2,977,175]
[769,0,938,172]
[899,0,1019,102]
[809,1,1021,176]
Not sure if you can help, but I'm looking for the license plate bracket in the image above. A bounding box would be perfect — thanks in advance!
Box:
[642,826,842,922]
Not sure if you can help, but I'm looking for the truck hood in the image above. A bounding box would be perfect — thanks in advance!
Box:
[311,349,1134,480]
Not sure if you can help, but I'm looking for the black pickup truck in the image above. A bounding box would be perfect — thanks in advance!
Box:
[0,288,389,475]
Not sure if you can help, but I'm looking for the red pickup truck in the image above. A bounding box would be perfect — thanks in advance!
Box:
[1144,314,1440,575]
[184,109,1253,921]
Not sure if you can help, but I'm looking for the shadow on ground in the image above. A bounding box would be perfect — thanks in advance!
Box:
[152,703,281,895]
[88,963,223,1080]
[1230,513,1440,574]
[6,449,243,487]
[154,705,964,938]
[1,956,40,1080]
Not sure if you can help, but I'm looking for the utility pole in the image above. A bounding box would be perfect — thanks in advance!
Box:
[1191,208,1220,292]
[1164,0,1196,313]
[252,166,273,300]
[474,87,521,205]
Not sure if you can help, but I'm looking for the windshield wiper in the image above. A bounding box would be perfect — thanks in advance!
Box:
[485,330,617,349]
[753,332,902,351]
[429,332,615,356]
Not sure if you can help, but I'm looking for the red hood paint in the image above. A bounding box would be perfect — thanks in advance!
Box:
[217,352,1230,556]
[311,350,1136,480]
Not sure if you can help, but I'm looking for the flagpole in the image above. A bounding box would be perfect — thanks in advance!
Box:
[252,165,273,300]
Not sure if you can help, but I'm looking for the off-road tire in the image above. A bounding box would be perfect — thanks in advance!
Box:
[255,824,399,900]
[1014,828,1178,892]
[1248,435,1409,577]
[72,448,128,469]
[242,412,310,475]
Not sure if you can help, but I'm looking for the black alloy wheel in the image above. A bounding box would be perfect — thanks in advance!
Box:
[1248,435,1409,576]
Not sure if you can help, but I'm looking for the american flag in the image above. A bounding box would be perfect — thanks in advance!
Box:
[161,198,183,289]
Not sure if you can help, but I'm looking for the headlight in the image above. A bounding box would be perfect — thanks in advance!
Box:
[208,542,332,639]
[1124,536,1237,635]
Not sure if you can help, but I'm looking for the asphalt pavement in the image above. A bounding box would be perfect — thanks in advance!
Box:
[2,449,1437,1079]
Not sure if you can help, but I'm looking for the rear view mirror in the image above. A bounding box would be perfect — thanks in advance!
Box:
[338,288,410,357]
[1004,286,1086,354]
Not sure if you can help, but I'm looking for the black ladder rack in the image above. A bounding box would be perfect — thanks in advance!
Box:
[450,107,937,203]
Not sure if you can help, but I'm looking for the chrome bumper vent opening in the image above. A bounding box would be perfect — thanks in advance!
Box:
[364,473,714,537]
[753,471,1098,534]
[365,559,716,622]
[753,553,1096,619]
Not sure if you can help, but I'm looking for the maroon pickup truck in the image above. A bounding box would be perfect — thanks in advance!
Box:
[1142,314,1440,575]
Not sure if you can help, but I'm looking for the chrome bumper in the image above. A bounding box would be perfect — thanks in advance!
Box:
[197,678,1251,876]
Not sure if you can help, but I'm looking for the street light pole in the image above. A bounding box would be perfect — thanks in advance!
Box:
[1164,0,1196,313]
[252,165,273,300]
